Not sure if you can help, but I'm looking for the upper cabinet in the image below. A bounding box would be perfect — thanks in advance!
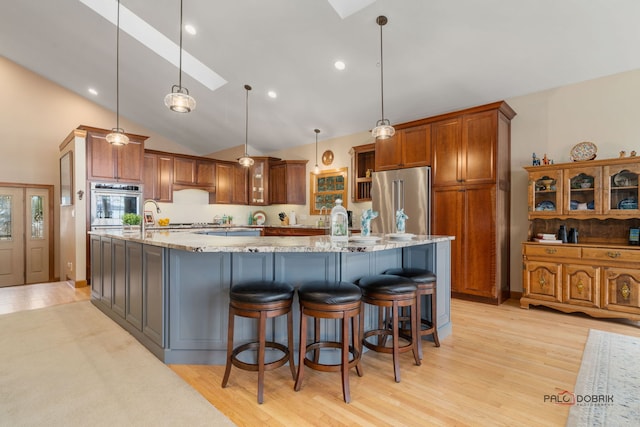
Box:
[84,126,147,183]
[352,143,375,202]
[432,110,499,187]
[525,157,640,219]
[143,152,173,202]
[375,125,431,171]
[172,157,216,192]
[215,161,247,205]
[269,160,308,205]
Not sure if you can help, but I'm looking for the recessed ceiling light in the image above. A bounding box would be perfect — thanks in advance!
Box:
[267,91,277,99]
[184,24,196,35]
[334,61,346,71]
[88,88,98,95]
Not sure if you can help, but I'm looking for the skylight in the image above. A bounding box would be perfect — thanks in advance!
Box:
[78,0,226,92]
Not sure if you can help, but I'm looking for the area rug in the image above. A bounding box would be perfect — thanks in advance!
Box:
[0,301,235,426]
[566,329,640,427]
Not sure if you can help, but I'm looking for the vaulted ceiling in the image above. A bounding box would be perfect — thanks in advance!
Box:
[3,0,640,155]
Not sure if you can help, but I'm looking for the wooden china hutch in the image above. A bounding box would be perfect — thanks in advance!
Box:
[522,156,640,321]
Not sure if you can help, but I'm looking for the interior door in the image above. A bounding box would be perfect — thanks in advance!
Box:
[0,187,25,287]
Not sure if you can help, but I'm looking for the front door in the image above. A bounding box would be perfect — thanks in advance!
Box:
[0,185,52,287]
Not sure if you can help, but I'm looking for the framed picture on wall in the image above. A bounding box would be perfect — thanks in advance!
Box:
[60,151,73,206]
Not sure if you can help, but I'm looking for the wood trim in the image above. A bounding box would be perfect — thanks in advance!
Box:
[59,129,87,151]
[77,125,149,141]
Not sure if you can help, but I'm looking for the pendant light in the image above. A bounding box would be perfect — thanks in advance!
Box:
[238,84,254,167]
[105,0,129,146]
[371,15,395,140]
[164,0,196,113]
[313,129,321,174]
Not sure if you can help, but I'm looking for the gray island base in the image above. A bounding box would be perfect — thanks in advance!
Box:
[89,230,454,365]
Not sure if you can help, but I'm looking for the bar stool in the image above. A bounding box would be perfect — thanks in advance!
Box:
[294,280,363,403]
[221,280,296,404]
[384,268,440,360]
[357,274,421,383]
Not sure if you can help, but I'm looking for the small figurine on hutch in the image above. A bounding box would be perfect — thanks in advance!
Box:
[532,153,541,166]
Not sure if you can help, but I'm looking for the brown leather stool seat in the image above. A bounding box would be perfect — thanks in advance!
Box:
[294,281,363,403]
[384,268,440,359]
[357,274,421,382]
[221,280,296,404]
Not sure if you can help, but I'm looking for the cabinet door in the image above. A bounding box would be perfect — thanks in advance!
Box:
[112,238,126,318]
[523,260,562,302]
[215,162,233,204]
[87,134,116,181]
[269,163,287,204]
[602,267,640,315]
[402,125,431,168]
[432,186,463,292]
[143,154,157,200]
[90,235,102,299]
[143,245,165,347]
[431,118,462,186]
[196,160,215,186]
[249,159,268,205]
[375,132,402,171]
[527,169,563,218]
[563,166,601,215]
[143,154,173,202]
[116,140,144,183]
[603,163,640,217]
[173,157,196,185]
[232,163,248,204]
[100,237,113,306]
[461,111,496,185]
[564,264,600,307]
[126,241,143,331]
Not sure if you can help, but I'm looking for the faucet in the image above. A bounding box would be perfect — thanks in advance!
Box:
[141,199,161,235]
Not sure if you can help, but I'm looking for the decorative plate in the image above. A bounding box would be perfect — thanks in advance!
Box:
[322,150,334,166]
[618,198,638,210]
[535,200,556,211]
[386,233,415,241]
[253,211,266,225]
[570,141,597,162]
[613,170,638,187]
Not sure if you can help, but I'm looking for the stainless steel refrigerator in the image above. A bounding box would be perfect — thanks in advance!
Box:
[371,166,431,235]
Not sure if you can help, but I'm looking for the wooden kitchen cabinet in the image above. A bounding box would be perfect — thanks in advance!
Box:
[269,160,307,205]
[172,157,216,191]
[215,161,247,205]
[84,126,146,183]
[352,143,375,202]
[374,125,430,171]
[262,227,326,236]
[143,152,173,202]
[431,102,515,304]
[248,157,279,206]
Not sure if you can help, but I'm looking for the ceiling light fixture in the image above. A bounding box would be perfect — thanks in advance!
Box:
[267,90,277,99]
[334,60,346,71]
[313,129,321,174]
[105,0,129,146]
[184,24,196,35]
[238,84,254,167]
[371,15,395,140]
[164,0,196,113]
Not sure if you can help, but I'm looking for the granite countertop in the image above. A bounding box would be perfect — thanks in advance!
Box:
[89,229,454,253]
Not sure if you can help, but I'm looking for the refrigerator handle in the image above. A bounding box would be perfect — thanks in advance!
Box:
[398,179,404,211]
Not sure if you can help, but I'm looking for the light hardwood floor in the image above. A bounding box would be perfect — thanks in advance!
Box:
[3,282,639,426]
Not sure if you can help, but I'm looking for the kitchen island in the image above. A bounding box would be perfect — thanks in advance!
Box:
[89,229,454,364]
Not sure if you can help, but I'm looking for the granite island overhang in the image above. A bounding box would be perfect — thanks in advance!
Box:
[88,229,454,364]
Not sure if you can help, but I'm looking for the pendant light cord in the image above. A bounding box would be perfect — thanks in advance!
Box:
[116,0,121,130]
[178,0,183,88]
[379,19,385,123]
[245,85,251,155]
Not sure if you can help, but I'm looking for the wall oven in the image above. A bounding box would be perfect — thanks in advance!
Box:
[90,183,142,230]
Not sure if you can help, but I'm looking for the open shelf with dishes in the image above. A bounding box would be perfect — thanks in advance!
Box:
[522,156,640,321]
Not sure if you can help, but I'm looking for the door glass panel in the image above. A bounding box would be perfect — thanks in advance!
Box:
[0,195,12,240]
[569,173,595,211]
[31,195,44,239]
[533,175,558,212]
[609,169,638,211]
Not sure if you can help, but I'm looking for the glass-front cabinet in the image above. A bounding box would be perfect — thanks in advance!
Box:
[249,159,267,205]
[603,163,640,216]
[527,170,562,217]
[563,166,601,215]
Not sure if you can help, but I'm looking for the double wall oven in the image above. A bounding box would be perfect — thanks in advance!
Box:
[90,183,142,230]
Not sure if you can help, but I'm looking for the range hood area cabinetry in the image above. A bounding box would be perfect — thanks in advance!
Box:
[269,160,308,205]
[374,124,431,171]
[143,152,173,202]
[84,125,147,183]
[172,156,216,192]
[431,102,516,304]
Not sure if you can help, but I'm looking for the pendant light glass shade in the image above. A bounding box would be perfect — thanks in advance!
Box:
[106,0,129,145]
[313,128,320,174]
[165,0,195,113]
[371,15,395,140]
[238,84,254,167]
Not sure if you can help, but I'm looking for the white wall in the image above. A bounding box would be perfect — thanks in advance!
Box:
[507,68,640,292]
